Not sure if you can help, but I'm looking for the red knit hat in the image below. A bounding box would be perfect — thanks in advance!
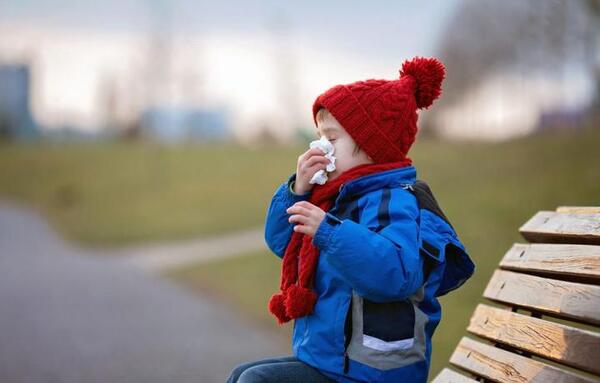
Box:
[312,56,445,164]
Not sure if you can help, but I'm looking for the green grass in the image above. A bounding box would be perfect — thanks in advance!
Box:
[165,123,600,381]
[0,141,300,248]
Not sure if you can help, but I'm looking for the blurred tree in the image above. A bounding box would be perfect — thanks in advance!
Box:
[436,0,599,110]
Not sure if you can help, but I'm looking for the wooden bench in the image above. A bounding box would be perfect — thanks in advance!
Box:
[432,206,600,383]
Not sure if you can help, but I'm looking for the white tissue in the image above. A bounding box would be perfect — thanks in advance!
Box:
[308,136,337,185]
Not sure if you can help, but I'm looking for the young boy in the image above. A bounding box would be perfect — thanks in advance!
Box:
[227,57,475,383]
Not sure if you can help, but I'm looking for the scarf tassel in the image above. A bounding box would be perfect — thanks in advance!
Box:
[268,291,291,324]
[268,284,318,324]
[285,284,318,318]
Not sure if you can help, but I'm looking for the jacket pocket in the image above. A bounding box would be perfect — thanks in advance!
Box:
[362,299,415,351]
[344,289,428,371]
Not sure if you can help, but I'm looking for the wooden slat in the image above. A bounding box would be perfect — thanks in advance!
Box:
[432,368,479,383]
[450,337,596,383]
[483,270,600,326]
[467,304,600,375]
[519,211,600,245]
[557,207,600,214]
[500,243,600,283]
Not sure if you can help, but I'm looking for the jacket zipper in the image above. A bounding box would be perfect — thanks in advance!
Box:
[343,294,352,375]
[344,351,350,374]
[343,350,349,374]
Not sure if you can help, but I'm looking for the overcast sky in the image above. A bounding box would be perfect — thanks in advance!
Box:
[0,0,462,138]
[0,0,460,59]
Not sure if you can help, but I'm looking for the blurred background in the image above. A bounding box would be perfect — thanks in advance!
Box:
[0,0,599,382]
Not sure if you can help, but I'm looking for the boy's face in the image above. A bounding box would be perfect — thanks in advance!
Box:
[316,111,374,181]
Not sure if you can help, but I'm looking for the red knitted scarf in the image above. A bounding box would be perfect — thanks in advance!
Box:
[268,159,413,324]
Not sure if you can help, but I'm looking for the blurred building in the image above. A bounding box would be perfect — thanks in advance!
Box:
[139,106,232,142]
[0,64,38,139]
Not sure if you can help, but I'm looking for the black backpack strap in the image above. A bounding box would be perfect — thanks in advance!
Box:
[402,179,454,282]
[407,180,454,231]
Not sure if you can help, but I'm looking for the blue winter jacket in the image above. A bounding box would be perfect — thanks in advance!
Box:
[264,165,475,383]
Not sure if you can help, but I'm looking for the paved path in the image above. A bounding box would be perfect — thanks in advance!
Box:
[0,201,289,383]
[114,227,266,272]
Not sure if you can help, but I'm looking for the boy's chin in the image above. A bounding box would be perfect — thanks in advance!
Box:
[327,171,339,181]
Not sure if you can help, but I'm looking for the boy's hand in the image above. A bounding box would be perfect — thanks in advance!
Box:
[294,148,331,194]
[286,201,326,237]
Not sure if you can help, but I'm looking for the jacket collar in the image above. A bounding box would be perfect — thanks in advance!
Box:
[337,165,417,201]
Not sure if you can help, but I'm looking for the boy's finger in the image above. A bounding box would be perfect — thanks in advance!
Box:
[298,148,317,162]
[294,201,313,207]
[293,224,310,235]
[304,155,330,168]
[295,201,318,210]
[299,147,326,162]
[307,147,327,156]
[301,162,328,176]
[286,205,310,216]
[288,214,308,224]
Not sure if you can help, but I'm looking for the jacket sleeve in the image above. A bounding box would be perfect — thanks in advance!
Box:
[312,188,423,302]
[264,173,312,258]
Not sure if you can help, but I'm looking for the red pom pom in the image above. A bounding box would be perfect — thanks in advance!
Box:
[399,56,446,110]
[268,292,291,325]
[285,284,318,319]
